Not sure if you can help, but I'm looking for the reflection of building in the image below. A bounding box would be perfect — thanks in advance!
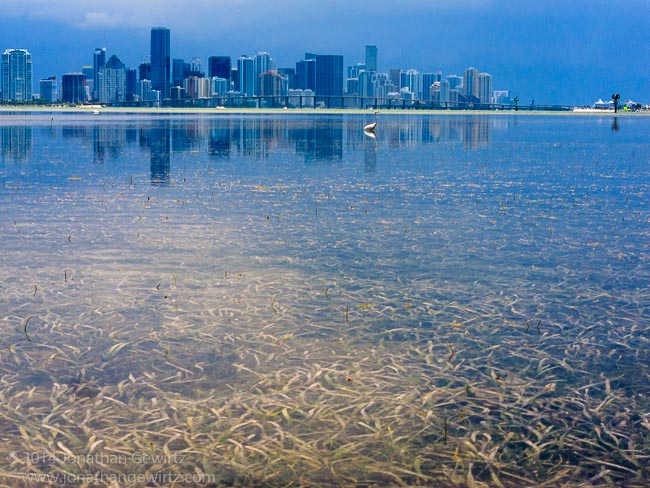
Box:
[292,122,343,162]
[2,49,33,102]
[208,125,231,158]
[61,73,87,103]
[0,126,33,163]
[92,125,128,163]
[141,122,171,186]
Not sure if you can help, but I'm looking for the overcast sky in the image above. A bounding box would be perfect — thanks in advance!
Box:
[1,0,648,105]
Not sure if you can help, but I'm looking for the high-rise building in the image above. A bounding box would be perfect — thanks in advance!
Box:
[172,58,186,88]
[98,55,126,104]
[260,70,288,100]
[446,75,463,91]
[478,72,492,105]
[440,79,450,103]
[139,62,151,82]
[310,53,343,98]
[211,77,229,96]
[295,59,316,91]
[237,56,255,96]
[208,56,231,81]
[389,69,401,90]
[150,27,171,99]
[400,69,420,99]
[493,90,510,105]
[365,45,377,72]
[126,69,137,102]
[92,48,106,101]
[254,52,273,96]
[463,67,479,101]
[190,57,203,76]
[277,67,296,89]
[358,70,375,98]
[39,76,57,103]
[61,73,87,103]
[1,49,33,102]
[422,72,442,101]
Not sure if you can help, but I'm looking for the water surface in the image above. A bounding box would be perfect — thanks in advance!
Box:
[0,113,648,486]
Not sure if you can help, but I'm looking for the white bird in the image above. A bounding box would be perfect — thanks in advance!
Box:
[363,121,377,132]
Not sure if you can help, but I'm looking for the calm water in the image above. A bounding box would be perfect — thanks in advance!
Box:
[0,113,648,487]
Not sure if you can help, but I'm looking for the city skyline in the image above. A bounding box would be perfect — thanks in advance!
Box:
[2,32,506,109]
[0,0,648,105]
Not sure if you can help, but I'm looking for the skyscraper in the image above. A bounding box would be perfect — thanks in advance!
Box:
[172,59,186,88]
[2,49,33,102]
[400,69,420,99]
[126,69,137,102]
[295,59,316,91]
[139,62,151,83]
[98,55,126,104]
[478,72,493,104]
[310,54,343,98]
[208,56,231,81]
[422,72,442,101]
[463,67,479,101]
[254,52,273,96]
[365,45,377,72]
[237,56,255,96]
[150,27,171,99]
[92,48,106,101]
[61,73,87,103]
[39,76,57,103]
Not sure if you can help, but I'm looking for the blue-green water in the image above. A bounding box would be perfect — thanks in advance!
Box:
[0,113,648,487]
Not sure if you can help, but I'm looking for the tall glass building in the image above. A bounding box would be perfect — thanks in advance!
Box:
[150,27,171,99]
[39,76,57,103]
[463,67,479,100]
[208,56,231,81]
[478,72,493,105]
[98,55,126,104]
[61,73,87,103]
[365,45,377,72]
[308,53,343,98]
[2,49,33,102]
[237,56,255,97]
[92,48,106,101]
[254,52,273,96]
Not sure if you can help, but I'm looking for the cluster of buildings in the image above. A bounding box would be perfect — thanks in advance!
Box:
[2,27,511,108]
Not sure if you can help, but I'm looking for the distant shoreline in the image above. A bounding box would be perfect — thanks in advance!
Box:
[0,105,646,116]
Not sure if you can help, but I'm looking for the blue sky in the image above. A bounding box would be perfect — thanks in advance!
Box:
[1,0,648,105]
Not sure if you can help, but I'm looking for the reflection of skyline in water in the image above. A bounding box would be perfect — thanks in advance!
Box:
[0,126,33,163]
[0,116,502,181]
[140,121,171,186]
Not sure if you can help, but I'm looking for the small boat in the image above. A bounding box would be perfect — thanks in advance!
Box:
[363,121,377,132]
[92,110,100,115]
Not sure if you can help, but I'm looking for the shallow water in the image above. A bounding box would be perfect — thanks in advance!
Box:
[0,113,648,487]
